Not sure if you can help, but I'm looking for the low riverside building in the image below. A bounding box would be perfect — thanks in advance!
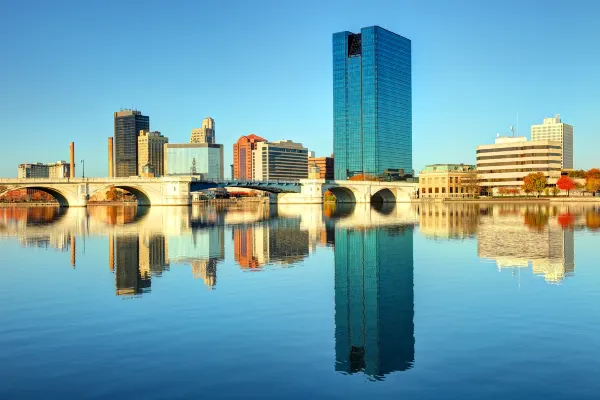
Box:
[476,136,562,195]
[252,140,308,181]
[18,161,70,179]
[164,143,224,179]
[418,164,476,199]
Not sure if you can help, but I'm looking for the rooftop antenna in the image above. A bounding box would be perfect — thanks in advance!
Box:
[509,126,515,137]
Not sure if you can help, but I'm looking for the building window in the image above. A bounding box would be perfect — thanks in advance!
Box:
[435,188,439,193]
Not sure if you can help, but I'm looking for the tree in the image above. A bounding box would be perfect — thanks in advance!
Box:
[585,169,600,196]
[461,172,481,197]
[348,173,378,181]
[586,178,600,196]
[586,168,600,181]
[323,190,337,202]
[568,169,586,179]
[551,186,560,197]
[556,175,576,196]
[106,186,117,201]
[522,173,546,197]
[31,192,42,201]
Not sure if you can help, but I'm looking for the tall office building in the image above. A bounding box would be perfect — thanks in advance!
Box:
[531,115,574,169]
[114,109,150,177]
[233,134,266,180]
[334,225,415,378]
[333,26,412,180]
[190,117,216,144]
[252,140,309,181]
[138,130,168,176]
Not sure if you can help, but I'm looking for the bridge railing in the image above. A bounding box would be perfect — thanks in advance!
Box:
[193,178,301,185]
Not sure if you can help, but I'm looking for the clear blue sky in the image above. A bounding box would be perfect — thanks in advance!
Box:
[1,0,598,178]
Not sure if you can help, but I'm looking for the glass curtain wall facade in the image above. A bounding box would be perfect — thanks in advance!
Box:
[164,144,223,179]
[333,26,412,180]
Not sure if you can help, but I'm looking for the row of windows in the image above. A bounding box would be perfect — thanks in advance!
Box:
[477,152,561,160]
[477,145,561,153]
[478,167,561,174]
[476,160,561,167]
[423,187,473,194]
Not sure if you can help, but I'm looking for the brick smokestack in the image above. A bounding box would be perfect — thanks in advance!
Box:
[108,137,114,177]
[70,142,75,178]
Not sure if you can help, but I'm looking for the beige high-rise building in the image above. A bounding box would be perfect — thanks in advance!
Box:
[138,130,168,176]
[477,136,562,195]
[531,114,573,169]
[251,140,308,181]
[190,117,215,144]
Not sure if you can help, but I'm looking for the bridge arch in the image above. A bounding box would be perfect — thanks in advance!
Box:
[323,186,357,203]
[113,186,152,206]
[371,188,396,203]
[89,185,153,206]
[0,186,71,207]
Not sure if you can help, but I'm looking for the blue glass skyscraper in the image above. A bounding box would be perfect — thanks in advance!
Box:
[333,26,412,180]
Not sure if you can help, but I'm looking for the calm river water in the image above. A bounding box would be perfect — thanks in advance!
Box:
[1,202,599,399]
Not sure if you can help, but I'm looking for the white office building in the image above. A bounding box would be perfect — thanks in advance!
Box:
[531,114,573,169]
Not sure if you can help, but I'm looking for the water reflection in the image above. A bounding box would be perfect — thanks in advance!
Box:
[1,202,600,393]
[477,205,576,283]
[334,225,414,379]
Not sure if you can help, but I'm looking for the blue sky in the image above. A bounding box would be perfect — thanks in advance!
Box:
[1,0,598,177]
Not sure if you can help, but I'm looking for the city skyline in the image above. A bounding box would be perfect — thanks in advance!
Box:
[1,1,599,178]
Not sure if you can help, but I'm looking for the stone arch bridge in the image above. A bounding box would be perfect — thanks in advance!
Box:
[0,177,417,207]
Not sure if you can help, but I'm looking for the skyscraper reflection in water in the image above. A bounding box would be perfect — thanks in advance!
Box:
[334,225,415,379]
[114,235,151,296]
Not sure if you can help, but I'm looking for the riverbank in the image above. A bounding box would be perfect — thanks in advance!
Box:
[456,197,599,203]
[0,202,59,207]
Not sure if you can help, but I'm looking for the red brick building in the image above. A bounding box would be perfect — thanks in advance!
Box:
[233,134,266,180]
